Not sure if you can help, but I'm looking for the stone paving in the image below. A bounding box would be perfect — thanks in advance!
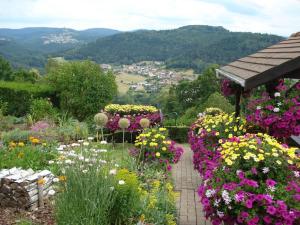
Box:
[172,147,212,225]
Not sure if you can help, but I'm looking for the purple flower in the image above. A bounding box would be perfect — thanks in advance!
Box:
[266,179,277,187]
[251,167,258,175]
[267,206,277,215]
[245,199,253,208]
[263,216,272,224]
[241,211,249,219]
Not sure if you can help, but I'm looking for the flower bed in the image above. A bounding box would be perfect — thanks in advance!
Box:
[131,127,184,171]
[189,112,246,179]
[189,109,300,224]
[104,104,162,132]
[246,80,300,138]
[198,133,300,225]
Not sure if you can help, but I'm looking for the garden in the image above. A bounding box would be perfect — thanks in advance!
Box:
[189,79,300,225]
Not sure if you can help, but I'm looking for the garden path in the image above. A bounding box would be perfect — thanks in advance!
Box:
[172,146,212,225]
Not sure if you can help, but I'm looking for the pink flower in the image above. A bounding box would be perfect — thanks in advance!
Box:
[266,179,277,187]
[267,206,276,215]
[245,199,253,208]
[263,216,272,224]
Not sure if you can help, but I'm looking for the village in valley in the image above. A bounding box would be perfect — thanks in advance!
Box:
[101,61,197,94]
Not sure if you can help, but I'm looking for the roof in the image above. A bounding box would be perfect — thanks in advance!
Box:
[216,33,300,89]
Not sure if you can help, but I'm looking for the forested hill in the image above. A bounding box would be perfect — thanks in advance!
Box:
[66,25,284,72]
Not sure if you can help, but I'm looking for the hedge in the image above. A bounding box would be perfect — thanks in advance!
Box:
[0,81,57,116]
[165,126,189,143]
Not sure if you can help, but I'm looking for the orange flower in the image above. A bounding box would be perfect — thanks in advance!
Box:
[59,176,67,182]
[37,178,46,185]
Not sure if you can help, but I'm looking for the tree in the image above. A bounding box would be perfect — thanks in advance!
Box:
[12,69,40,83]
[47,60,117,120]
[0,56,13,81]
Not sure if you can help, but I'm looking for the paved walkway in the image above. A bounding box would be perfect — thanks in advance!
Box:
[172,147,212,225]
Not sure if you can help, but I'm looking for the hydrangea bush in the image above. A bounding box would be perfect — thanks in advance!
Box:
[131,127,184,171]
[198,133,300,225]
[246,81,300,138]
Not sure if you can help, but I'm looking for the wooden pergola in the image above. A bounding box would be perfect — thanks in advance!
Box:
[216,32,300,145]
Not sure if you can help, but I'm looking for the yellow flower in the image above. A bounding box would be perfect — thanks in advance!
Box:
[18,142,25,147]
[276,160,282,165]
[159,127,166,131]
[228,134,233,138]
[225,158,233,165]
[59,176,67,181]
[140,214,145,222]
[162,147,167,151]
[156,152,160,157]
[287,160,293,164]
[215,132,220,136]
[17,152,24,158]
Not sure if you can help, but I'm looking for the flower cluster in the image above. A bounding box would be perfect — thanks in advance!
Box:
[246,81,300,138]
[132,127,184,171]
[189,112,246,178]
[198,133,300,225]
[104,104,158,115]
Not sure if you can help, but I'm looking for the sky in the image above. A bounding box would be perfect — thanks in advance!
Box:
[0,0,300,36]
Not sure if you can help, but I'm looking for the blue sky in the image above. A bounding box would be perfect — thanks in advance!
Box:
[0,0,300,36]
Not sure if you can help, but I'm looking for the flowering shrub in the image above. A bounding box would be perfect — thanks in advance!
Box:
[132,127,184,171]
[104,104,158,115]
[246,81,300,138]
[198,133,300,225]
[104,104,161,132]
[221,79,237,97]
[189,112,246,178]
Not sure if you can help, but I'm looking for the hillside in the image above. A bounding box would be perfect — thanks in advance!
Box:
[0,27,120,68]
[66,25,284,72]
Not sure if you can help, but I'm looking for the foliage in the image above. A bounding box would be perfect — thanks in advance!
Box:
[198,133,300,225]
[177,106,199,126]
[132,127,184,171]
[68,25,283,73]
[46,60,117,120]
[11,69,40,83]
[0,55,13,80]
[246,81,300,138]
[29,98,58,121]
[0,81,55,116]
[200,92,235,114]
[105,104,158,115]
[166,126,189,143]
[0,140,57,170]
[1,128,33,144]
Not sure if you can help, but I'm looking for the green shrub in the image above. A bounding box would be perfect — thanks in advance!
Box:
[165,126,189,143]
[1,128,33,144]
[110,169,140,224]
[200,92,234,113]
[30,98,58,121]
[0,145,57,170]
[177,106,199,126]
[55,119,89,142]
[0,81,56,116]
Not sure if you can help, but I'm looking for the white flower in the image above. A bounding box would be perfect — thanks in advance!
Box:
[110,186,115,191]
[78,140,84,143]
[100,140,107,145]
[53,178,59,183]
[267,186,276,192]
[109,169,117,175]
[82,169,88,173]
[99,149,107,153]
[277,102,282,106]
[256,106,262,110]
[71,143,80,147]
[83,142,89,146]
[48,189,56,196]
[118,180,125,185]
[84,158,90,162]
[274,92,281,97]
[205,189,216,198]
[57,147,64,151]
[262,167,270,174]
[273,107,280,112]
[88,137,94,141]
[65,159,72,164]
[78,156,84,161]
[221,190,231,205]
[217,210,224,218]
[48,160,54,164]
[115,164,120,167]
[293,171,300,178]
[100,160,107,164]
[213,199,221,207]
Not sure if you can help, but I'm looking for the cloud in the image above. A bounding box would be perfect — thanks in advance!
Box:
[0,0,299,36]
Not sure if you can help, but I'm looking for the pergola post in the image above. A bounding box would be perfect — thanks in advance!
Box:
[235,86,242,118]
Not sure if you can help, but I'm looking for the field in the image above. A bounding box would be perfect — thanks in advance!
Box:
[115,72,146,94]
